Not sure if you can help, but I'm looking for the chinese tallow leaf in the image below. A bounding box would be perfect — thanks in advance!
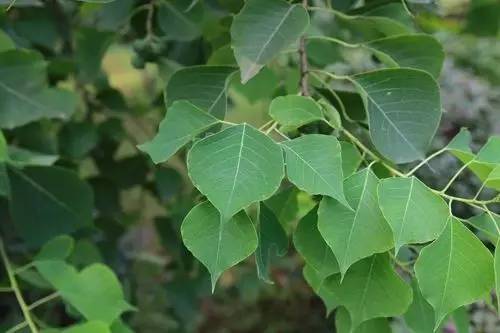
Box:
[41,321,111,333]
[0,49,78,129]
[0,30,14,51]
[0,131,6,162]
[351,68,441,164]
[340,141,362,178]
[467,212,499,244]
[404,279,436,333]
[445,128,474,161]
[7,146,58,167]
[0,164,8,197]
[157,0,202,41]
[366,34,445,78]
[255,203,288,283]
[485,165,500,190]
[415,218,495,329]
[231,0,309,83]
[269,95,324,127]
[325,254,412,330]
[335,307,391,333]
[35,235,74,262]
[166,66,236,119]
[496,241,500,308]
[302,265,338,315]
[138,101,219,163]
[35,261,132,325]
[378,176,449,253]
[318,168,393,276]
[8,166,93,247]
[187,124,284,220]
[282,134,348,207]
[294,207,340,278]
[181,201,258,291]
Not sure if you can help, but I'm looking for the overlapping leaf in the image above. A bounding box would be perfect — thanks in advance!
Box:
[318,168,393,276]
[404,279,436,333]
[302,265,338,314]
[231,0,309,83]
[188,123,284,220]
[138,101,219,163]
[351,68,441,164]
[181,201,258,290]
[269,95,323,127]
[415,217,495,329]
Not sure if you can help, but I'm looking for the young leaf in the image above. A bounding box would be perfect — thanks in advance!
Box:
[414,217,495,329]
[0,50,78,129]
[269,95,323,127]
[181,201,258,291]
[8,166,93,247]
[340,141,362,178]
[231,0,309,83]
[138,101,219,164]
[293,207,340,278]
[404,279,436,333]
[255,203,288,283]
[366,34,445,78]
[282,134,348,207]
[302,265,338,315]
[325,254,412,330]
[318,168,393,276]
[378,176,449,253]
[166,66,236,120]
[335,307,392,333]
[187,123,284,220]
[351,68,441,164]
[36,261,132,325]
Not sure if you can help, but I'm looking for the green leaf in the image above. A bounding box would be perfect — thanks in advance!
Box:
[293,207,339,278]
[138,101,219,163]
[36,261,132,325]
[187,123,284,220]
[325,254,412,330]
[157,0,202,41]
[269,95,323,127]
[378,176,449,253]
[366,34,445,78]
[255,203,288,283]
[351,68,441,164]
[496,240,500,312]
[75,28,114,82]
[467,212,499,244]
[58,122,99,160]
[166,66,236,120]
[318,168,393,276]
[302,264,338,315]
[452,307,471,333]
[35,235,74,261]
[335,306,392,333]
[41,321,111,333]
[0,163,9,197]
[231,0,309,83]
[7,146,58,167]
[340,141,362,178]
[415,218,495,329]
[265,186,299,229]
[0,130,6,162]
[485,165,500,190]
[8,166,93,247]
[0,49,78,129]
[181,201,258,291]
[282,134,348,207]
[446,128,475,161]
[404,279,436,333]
[0,29,15,52]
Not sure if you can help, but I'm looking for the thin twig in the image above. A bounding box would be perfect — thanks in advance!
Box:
[298,0,310,96]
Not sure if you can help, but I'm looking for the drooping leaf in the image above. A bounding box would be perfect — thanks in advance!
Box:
[0,49,78,129]
[325,254,412,330]
[282,134,348,207]
[166,66,236,119]
[404,279,436,333]
[415,218,495,329]
[138,101,219,163]
[340,141,362,178]
[335,306,392,333]
[302,265,338,315]
[378,176,449,253]
[293,207,339,278]
[351,68,441,164]
[255,203,288,283]
[181,201,257,290]
[366,34,445,78]
[36,261,132,325]
[231,0,309,83]
[187,123,284,220]
[8,166,93,246]
[269,95,323,127]
[157,0,202,41]
[318,168,393,276]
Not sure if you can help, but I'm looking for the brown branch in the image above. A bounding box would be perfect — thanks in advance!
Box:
[298,0,309,96]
